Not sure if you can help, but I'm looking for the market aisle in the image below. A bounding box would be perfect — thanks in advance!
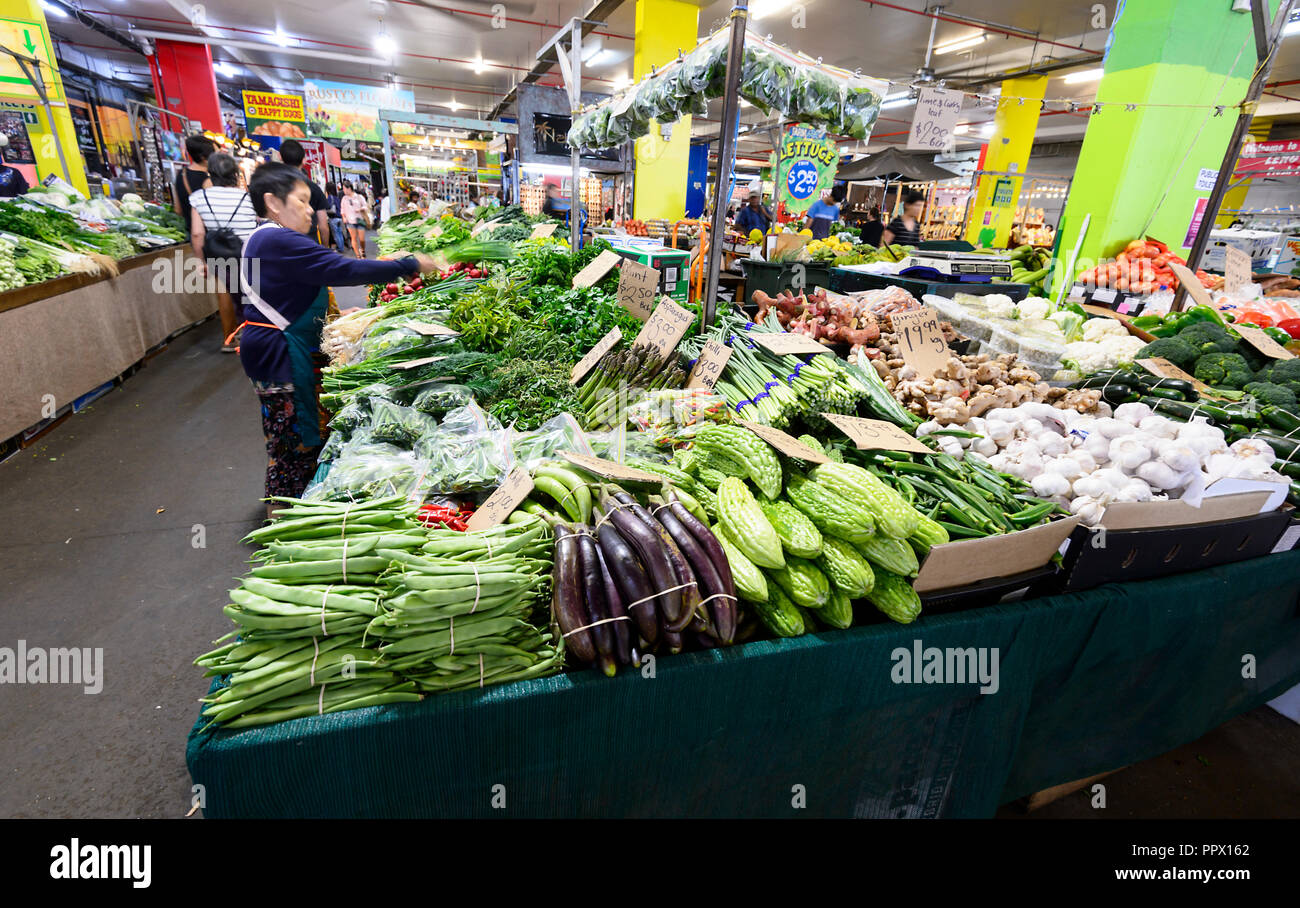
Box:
[330,231,381,310]
[0,317,263,818]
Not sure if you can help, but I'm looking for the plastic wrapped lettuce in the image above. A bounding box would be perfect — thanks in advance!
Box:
[740,44,794,115]
[791,65,843,128]
[839,75,884,139]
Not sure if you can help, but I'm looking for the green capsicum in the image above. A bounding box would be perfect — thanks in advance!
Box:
[1264,326,1293,346]
[1129,314,1165,331]
[1182,304,1227,326]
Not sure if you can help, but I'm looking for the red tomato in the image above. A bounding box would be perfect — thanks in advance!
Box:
[1278,319,1300,339]
[1236,311,1273,328]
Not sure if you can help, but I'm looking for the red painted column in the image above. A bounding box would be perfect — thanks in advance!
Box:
[148,39,222,132]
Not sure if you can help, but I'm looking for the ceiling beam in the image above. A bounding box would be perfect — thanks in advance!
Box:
[487,0,625,121]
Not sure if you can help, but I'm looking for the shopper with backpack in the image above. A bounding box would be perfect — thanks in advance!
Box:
[190,153,258,352]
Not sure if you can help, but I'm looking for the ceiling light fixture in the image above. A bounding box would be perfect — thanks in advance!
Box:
[879,92,913,110]
[448,100,463,111]
[1063,67,1105,84]
[934,33,987,55]
[40,1,68,18]
[749,0,795,20]
[612,73,631,90]
[474,56,486,74]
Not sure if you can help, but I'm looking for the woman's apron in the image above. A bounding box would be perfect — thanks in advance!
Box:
[233,223,330,447]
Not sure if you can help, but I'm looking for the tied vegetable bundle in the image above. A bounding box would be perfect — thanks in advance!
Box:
[194,497,428,729]
[576,342,687,431]
[365,516,563,692]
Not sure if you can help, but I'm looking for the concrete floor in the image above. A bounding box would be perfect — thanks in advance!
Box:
[1,250,1297,817]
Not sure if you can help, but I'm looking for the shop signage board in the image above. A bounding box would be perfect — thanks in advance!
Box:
[242,90,307,139]
[1234,139,1300,179]
[0,17,59,102]
[906,87,962,152]
[1184,197,1209,248]
[1195,168,1219,191]
[775,123,837,216]
[303,79,415,143]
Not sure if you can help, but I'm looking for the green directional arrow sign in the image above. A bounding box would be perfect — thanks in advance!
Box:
[22,28,35,55]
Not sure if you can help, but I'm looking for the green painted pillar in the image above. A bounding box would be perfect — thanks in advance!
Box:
[1056,0,1281,283]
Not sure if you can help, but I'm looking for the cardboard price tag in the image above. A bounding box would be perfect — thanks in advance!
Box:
[822,413,932,455]
[405,321,459,336]
[1136,357,1219,396]
[634,296,694,362]
[471,220,492,237]
[686,338,732,390]
[890,306,950,378]
[562,451,664,484]
[392,356,442,370]
[465,468,534,532]
[530,222,558,239]
[737,419,829,464]
[570,327,622,385]
[1235,323,1295,360]
[571,249,621,288]
[1168,262,1215,309]
[1223,247,1252,295]
[617,259,659,320]
[750,332,831,356]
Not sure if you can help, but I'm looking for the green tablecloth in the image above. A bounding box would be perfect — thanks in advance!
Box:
[186,551,1300,818]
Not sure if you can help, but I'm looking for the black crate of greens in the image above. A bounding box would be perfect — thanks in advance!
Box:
[829,268,1030,301]
[1054,509,1293,593]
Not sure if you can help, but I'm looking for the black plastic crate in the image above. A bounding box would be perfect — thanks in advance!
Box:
[1054,509,1293,594]
[830,268,1030,301]
[918,564,1061,614]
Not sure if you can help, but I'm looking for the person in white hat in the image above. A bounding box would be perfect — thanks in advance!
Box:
[0,135,30,198]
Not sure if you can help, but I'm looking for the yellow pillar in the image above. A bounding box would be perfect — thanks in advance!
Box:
[0,1,88,195]
[631,0,698,222]
[1215,118,1272,228]
[964,75,1047,249]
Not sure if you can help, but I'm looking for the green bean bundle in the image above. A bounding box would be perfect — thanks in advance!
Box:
[366,515,564,692]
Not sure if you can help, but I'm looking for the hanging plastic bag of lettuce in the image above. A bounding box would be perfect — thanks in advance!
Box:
[740,44,794,116]
[839,75,885,140]
[791,64,844,129]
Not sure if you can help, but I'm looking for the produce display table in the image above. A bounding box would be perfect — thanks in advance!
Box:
[186,551,1300,818]
[0,247,217,441]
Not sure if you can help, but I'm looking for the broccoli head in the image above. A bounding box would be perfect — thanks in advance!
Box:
[1137,336,1199,370]
[1177,321,1237,354]
[1256,357,1300,387]
[1193,352,1254,389]
[1243,381,1298,411]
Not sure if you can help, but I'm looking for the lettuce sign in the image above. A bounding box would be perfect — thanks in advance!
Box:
[774,124,837,216]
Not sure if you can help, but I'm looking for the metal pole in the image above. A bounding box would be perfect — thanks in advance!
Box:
[379,116,396,213]
[570,23,583,252]
[702,0,749,325]
[1174,0,1294,311]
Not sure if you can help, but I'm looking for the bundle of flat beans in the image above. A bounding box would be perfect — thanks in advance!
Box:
[195,497,427,729]
[365,516,564,692]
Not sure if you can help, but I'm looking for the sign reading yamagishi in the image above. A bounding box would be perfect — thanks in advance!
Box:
[775,124,837,216]
[304,79,415,142]
[242,90,307,138]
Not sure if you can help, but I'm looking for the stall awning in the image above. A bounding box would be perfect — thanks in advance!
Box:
[836,148,958,183]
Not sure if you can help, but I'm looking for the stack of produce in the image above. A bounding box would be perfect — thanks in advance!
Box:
[576,342,687,431]
[194,497,427,729]
[1007,244,1052,297]
[1076,237,1214,295]
[829,242,915,267]
[1133,314,1285,392]
[0,237,25,291]
[366,516,563,692]
[804,234,857,262]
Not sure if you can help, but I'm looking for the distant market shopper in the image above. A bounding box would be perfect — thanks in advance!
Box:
[236,163,439,515]
[882,191,925,247]
[189,153,258,352]
[340,182,371,258]
[735,191,773,235]
[277,139,329,245]
[0,135,28,198]
[804,189,841,239]
[174,134,214,231]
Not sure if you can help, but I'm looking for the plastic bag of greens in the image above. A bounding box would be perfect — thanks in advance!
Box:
[304,448,428,503]
[327,399,370,439]
[510,412,593,469]
[740,45,794,115]
[681,32,729,96]
[791,65,843,128]
[354,383,401,409]
[369,399,437,448]
[318,430,346,465]
[585,424,671,464]
[609,90,650,143]
[840,75,884,140]
[567,110,591,148]
[410,382,474,418]
[631,76,662,128]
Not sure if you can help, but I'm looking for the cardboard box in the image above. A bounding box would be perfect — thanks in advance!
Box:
[1054,485,1291,593]
[1204,228,1282,270]
[913,517,1079,595]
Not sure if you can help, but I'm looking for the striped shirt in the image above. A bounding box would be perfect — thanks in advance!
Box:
[189,187,258,239]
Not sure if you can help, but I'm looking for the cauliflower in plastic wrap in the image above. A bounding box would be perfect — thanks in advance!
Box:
[981,293,1016,319]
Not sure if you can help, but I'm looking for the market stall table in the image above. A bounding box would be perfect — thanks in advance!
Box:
[186,549,1300,818]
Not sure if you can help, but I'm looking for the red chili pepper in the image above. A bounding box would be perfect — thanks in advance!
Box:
[1236,311,1273,328]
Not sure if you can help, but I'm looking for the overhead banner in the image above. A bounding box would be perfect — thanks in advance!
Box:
[1234,138,1300,179]
[774,123,838,216]
[303,79,415,143]
[241,90,307,139]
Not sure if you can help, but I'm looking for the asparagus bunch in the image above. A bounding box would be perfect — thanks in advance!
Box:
[576,343,686,431]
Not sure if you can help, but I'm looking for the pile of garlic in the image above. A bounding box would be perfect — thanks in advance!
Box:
[923,401,1285,526]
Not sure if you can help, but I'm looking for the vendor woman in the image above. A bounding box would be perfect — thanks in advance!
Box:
[237,162,438,517]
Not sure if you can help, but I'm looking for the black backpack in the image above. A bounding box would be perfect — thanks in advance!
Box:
[201,191,249,261]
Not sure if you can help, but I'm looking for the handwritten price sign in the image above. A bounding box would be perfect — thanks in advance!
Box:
[1224,247,1252,295]
[634,296,694,362]
[906,87,963,152]
[686,338,732,390]
[1235,323,1294,360]
[530,222,558,240]
[561,452,664,484]
[570,327,622,385]
[750,332,831,356]
[465,468,534,531]
[822,413,932,454]
[572,249,621,288]
[890,306,950,378]
[737,420,829,464]
[617,260,659,320]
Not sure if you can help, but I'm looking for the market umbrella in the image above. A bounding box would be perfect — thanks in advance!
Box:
[836,148,958,183]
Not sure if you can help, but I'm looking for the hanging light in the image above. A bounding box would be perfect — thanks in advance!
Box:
[934,33,987,55]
